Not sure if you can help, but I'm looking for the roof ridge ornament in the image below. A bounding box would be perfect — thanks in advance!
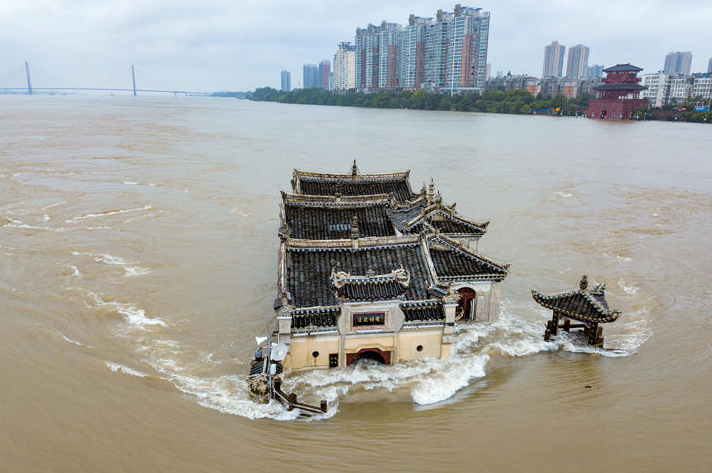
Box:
[427,178,435,205]
[351,159,359,179]
[579,274,588,291]
[350,215,359,251]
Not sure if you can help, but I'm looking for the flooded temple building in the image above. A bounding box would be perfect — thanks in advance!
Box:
[271,162,509,374]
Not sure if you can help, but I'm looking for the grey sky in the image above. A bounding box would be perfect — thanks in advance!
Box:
[1,0,711,91]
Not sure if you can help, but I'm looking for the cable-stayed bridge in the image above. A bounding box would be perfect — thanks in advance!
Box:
[0,62,211,96]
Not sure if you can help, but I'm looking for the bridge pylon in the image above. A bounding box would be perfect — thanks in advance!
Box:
[25,62,33,95]
[131,64,137,96]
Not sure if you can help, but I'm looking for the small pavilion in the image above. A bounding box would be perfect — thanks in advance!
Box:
[532,275,621,347]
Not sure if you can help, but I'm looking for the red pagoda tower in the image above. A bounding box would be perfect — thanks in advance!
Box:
[587,64,648,119]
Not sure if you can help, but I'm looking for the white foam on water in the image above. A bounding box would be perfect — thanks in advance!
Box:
[60,332,93,348]
[89,292,165,329]
[67,264,82,278]
[142,350,302,421]
[3,218,67,232]
[65,205,152,222]
[110,300,651,422]
[123,265,152,277]
[72,251,151,277]
[40,201,66,211]
[40,214,50,222]
[123,181,138,185]
[618,278,639,294]
[555,191,573,197]
[105,361,148,378]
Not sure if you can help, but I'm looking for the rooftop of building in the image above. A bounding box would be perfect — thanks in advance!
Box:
[292,161,415,202]
[286,163,488,237]
[531,275,621,323]
[603,64,643,73]
[279,233,509,311]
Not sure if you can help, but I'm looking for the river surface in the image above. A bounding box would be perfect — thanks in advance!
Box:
[1,95,711,472]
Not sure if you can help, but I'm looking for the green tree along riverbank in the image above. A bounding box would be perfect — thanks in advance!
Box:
[252,87,589,116]
[251,87,712,122]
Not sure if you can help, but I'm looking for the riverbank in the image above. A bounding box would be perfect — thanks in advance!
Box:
[252,86,711,122]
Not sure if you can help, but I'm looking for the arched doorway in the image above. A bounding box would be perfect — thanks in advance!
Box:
[346,348,391,366]
[456,287,477,321]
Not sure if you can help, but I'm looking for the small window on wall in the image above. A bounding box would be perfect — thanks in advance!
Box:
[329,353,339,368]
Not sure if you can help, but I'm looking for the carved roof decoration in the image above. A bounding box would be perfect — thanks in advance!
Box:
[402,204,489,236]
[330,267,410,302]
[531,275,621,323]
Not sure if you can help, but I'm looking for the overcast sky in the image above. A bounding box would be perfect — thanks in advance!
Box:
[1,0,711,91]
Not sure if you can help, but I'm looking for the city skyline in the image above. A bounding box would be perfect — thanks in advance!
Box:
[1,0,711,91]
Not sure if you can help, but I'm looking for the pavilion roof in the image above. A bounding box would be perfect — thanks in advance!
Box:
[531,276,621,323]
[603,63,643,72]
[595,82,647,91]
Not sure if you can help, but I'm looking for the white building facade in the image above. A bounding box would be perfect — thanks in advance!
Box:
[332,42,356,91]
[640,72,712,107]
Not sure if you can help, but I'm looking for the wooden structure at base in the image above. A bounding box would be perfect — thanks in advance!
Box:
[532,275,621,347]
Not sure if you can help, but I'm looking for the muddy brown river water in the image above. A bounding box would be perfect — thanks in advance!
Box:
[1,95,711,472]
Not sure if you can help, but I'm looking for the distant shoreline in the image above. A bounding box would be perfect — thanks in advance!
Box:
[251,87,711,123]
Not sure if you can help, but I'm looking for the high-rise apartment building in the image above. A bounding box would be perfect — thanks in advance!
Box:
[332,42,356,90]
[443,5,490,91]
[587,64,604,79]
[566,44,589,79]
[359,5,490,92]
[355,24,379,89]
[422,12,450,90]
[708,57,712,73]
[303,64,319,89]
[663,51,692,76]
[355,21,401,90]
[318,60,331,89]
[400,15,427,89]
[377,23,402,88]
[280,70,291,92]
[542,41,565,77]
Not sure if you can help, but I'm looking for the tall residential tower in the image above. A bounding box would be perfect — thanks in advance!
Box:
[566,44,589,79]
[356,5,490,93]
[332,42,356,90]
[280,70,291,92]
[542,41,565,77]
[663,51,692,76]
[303,64,319,88]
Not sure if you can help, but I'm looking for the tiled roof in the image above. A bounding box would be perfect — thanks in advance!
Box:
[531,280,621,323]
[284,242,431,308]
[291,307,340,328]
[298,177,414,202]
[284,201,395,239]
[388,204,488,237]
[428,238,508,281]
[401,301,445,321]
[292,163,415,202]
[595,82,646,91]
[603,63,643,72]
